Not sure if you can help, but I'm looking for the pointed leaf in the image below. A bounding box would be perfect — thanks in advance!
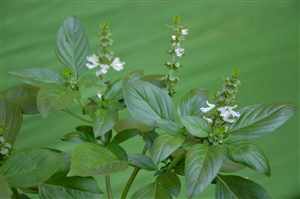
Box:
[9,68,63,86]
[93,109,118,137]
[185,144,225,198]
[151,134,185,165]
[68,143,127,177]
[128,154,157,171]
[56,16,90,77]
[216,175,271,199]
[180,115,209,137]
[156,172,181,197]
[227,142,270,176]
[229,104,295,140]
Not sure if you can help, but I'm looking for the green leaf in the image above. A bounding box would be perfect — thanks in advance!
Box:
[227,142,270,176]
[2,84,39,114]
[68,143,127,177]
[39,184,100,199]
[9,68,63,86]
[56,16,90,77]
[180,115,209,138]
[220,158,244,173]
[0,175,12,199]
[114,118,152,133]
[37,86,78,117]
[229,104,295,140]
[178,89,208,117]
[216,175,271,199]
[93,109,118,137]
[112,129,140,144]
[0,149,67,188]
[151,134,185,165]
[131,183,172,199]
[185,144,225,198]
[156,172,181,198]
[0,99,23,144]
[104,79,123,100]
[123,79,176,129]
[43,172,102,196]
[128,154,157,171]
[142,75,167,88]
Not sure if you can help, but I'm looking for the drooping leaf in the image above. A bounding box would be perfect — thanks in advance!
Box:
[2,84,39,114]
[114,118,152,133]
[68,143,127,177]
[9,68,63,86]
[0,149,67,188]
[56,16,90,77]
[216,175,271,199]
[229,104,295,140]
[37,86,78,117]
[151,133,185,165]
[185,144,225,198]
[0,99,23,144]
[107,142,128,161]
[227,142,270,176]
[93,109,118,137]
[156,172,181,198]
[128,154,157,171]
[112,129,140,144]
[180,115,209,137]
[123,79,176,131]
[178,89,208,117]
[62,125,96,143]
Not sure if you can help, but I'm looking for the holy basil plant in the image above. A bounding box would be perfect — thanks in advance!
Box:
[0,16,295,199]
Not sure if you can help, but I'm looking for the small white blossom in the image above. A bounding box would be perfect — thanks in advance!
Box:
[218,105,241,123]
[203,116,213,123]
[0,136,4,144]
[171,35,177,40]
[96,64,110,76]
[181,28,189,36]
[174,46,185,57]
[0,148,9,155]
[111,57,125,71]
[200,101,216,113]
[96,93,102,99]
[86,54,100,69]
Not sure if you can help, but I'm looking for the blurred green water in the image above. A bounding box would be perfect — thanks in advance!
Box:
[0,0,298,198]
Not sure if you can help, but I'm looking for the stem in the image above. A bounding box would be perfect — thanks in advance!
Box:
[63,109,92,124]
[105,175,113,199]
[120,146,147,199]
[167,149,185,171]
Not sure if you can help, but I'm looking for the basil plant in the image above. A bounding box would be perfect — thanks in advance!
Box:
[0,16,295,199]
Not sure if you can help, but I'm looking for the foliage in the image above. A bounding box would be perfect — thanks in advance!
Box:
[0,16,295,199]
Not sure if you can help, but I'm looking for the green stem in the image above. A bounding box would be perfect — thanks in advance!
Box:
[105,175,113,199]
[63,109,92,124]
[120,146,147,199]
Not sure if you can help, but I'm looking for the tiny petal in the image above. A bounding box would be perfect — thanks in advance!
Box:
[96,93,102,99]
[171,35,177,40]
[4,143,11,149]
[175,47,185,57]
[111,57,125,71]
[181,28,189,36]
[86,54,100,69]
[218,105,240,123]
[200,101,216,113]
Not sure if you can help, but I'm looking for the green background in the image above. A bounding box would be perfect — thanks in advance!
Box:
[0,0,298,198]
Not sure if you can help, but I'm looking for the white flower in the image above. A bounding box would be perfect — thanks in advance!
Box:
[86,54,100,69]
[171,35,177,40]
[111,57,125,71]
[181,28,189,36]
[174,46,184,57]
[96,64,110,76]
[200,101,216,113]
[0,136,4,144]
[203,116,213,123]
[0,148,9,155]
[218,105,241,123]
[96,93,102,99]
